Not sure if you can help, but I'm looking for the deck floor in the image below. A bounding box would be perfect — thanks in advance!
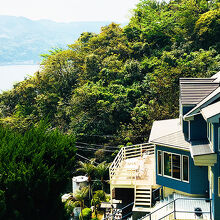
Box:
[111,154,158,187]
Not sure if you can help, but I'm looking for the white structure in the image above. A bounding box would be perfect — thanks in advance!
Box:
[72,176,88,193]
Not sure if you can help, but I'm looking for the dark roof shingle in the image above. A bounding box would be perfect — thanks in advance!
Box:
[179,78,219,105]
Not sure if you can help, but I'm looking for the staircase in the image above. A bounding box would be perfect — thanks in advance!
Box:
[134,186,152,212]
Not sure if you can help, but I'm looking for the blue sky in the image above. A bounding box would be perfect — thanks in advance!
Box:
[0,0,140,22]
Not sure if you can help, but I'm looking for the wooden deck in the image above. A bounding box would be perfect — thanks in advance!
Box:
[110,154,158,188]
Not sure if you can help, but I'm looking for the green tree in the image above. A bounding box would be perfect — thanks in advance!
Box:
[0,122,76,219]
[77,160,96,199]
[95,162,109,191]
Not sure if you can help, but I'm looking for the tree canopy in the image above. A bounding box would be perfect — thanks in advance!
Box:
[0,122,76,219]
[0,0,220,146]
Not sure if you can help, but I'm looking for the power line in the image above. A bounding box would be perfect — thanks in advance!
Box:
[76,134,147,138]
[76,153,99,165]
[76,145,115,152]
[76,141,119,149]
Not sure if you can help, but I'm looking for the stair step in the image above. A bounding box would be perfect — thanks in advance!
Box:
[135,202,151,206]
[136,188,151,190]
[135,199,151,203]
[136,190,151,194]
[136,198,150,201]
[136,194,150,198]
[136,186,151,189]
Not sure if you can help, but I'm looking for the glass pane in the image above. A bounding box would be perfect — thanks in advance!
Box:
[172,154,180,179]
[164,152,171,176]
[183,156,189,181]
[158,151,162,175]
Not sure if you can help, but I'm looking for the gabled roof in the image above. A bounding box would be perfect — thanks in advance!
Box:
[179,78,219,105]
[149,118,181,142]
[201,101,220,122]
[184,87,220,119]
[149,118,214,155]
[149,118,190,150]
[152,130,191,150]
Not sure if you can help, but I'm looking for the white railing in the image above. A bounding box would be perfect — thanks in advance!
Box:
[109,143,154,182]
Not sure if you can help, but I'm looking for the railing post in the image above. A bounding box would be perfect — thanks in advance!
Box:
[173,199,176,219]
[141,144,142,157]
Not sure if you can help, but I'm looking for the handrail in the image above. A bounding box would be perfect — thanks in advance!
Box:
[109,143,154,182]
[139,197,212,220]
[103,202,134,220]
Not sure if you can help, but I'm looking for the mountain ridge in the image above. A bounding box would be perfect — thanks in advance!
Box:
[0,15,124,65]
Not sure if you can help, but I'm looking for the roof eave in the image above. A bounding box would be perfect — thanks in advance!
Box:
[150,141,190,151]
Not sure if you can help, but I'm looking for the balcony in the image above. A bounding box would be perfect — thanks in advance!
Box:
[109,143,160,212]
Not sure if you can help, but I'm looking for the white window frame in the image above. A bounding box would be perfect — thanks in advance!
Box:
[163,151,172,178]
[157,150,162,176]
[163,151,182,181]
[182,155,189,183]
[172,153,181,180]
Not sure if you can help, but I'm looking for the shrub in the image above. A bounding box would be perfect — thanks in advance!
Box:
[80,208,92,220]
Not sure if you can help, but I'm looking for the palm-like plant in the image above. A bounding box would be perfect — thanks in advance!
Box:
[77,159,96,199]
[65,187,89,219]
[95,161,109,191]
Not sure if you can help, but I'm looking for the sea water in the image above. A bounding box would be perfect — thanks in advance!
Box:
[0,65,39,92]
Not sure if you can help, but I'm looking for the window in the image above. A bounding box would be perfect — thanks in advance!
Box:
[182,155,189,182]
[157,150,189,182]
[157,150,162,175]
[172,154,181,180]
[164,152,171,177]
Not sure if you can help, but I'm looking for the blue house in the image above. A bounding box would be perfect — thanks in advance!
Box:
[109,72,220,219]
[149,72,220,219]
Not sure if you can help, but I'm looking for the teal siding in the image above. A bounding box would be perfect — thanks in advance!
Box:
[189,114,207,141]
[156,145,208,195]
[211,124,220,219]
[182,105,194,138]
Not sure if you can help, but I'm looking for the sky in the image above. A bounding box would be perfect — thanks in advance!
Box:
[0,0,140,23]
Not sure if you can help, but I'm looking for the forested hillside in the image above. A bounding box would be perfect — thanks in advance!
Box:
[0,0,220,146]
[0,0,220,218]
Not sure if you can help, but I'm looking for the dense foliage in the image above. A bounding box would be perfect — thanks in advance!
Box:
[0,0,220,218]
[0,122,76,219]
[0,0,220,146]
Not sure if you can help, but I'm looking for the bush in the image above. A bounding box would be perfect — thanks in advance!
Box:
[80,208,92,220]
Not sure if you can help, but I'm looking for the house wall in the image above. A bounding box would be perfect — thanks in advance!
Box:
[189,114,207,141]
[156,145,208,195]
[182,105,194,138]
[211,123,220,219]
